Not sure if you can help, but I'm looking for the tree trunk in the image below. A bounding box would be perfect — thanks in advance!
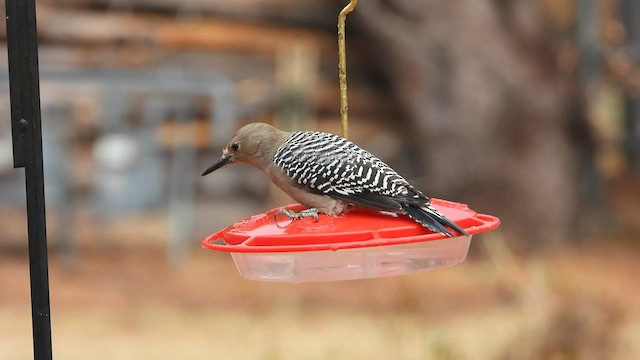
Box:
[356,0,590,248]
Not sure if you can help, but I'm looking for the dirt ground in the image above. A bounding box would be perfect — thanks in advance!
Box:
[1,236,639,359]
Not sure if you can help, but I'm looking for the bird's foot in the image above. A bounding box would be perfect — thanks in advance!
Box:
[274,208,320,227]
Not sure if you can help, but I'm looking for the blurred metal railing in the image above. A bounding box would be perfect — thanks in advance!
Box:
[1,67,241,263]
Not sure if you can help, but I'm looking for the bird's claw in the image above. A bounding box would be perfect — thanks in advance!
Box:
[274,208,320,227]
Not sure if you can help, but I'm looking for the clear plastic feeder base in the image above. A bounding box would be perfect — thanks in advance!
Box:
[229,235,470,282]
[202,199,499,283]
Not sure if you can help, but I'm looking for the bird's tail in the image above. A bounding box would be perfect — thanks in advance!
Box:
[402,204,469,237]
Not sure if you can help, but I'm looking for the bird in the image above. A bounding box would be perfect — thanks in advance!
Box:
[202,123,468,237]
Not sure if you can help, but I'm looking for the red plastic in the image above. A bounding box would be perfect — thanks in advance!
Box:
[202,199,500,253]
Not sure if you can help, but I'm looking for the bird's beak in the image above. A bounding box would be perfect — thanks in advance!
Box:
[201,156,231,176]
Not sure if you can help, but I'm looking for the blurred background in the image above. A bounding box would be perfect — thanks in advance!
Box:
[1,0,639,359]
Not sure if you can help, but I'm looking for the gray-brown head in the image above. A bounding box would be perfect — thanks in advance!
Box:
[201,122,290,176]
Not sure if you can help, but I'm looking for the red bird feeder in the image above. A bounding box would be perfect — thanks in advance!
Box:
[202,199,499,282]
[202,2,500,283]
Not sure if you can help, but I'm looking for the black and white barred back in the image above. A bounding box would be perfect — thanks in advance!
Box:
[272,131,468,236]
[274,131,409,198]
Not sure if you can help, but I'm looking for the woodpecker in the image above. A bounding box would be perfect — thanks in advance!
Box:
[202,123,467,237]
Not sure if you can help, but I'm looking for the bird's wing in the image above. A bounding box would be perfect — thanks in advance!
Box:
[273,131,429,210]
[327,191,403,212]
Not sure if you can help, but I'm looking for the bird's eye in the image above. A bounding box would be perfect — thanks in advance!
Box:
[231,143,240,151]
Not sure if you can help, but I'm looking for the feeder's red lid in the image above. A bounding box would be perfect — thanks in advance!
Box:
[202,199,500,253]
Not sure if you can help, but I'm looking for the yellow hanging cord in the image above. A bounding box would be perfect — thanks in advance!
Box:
[338,0,358,139]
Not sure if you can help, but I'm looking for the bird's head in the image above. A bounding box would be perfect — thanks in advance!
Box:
[201,122,288,176]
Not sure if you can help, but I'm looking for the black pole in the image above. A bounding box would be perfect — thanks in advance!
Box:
[4,0,53,358]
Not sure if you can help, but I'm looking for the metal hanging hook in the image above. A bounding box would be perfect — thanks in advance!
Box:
[338,0,358,139]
